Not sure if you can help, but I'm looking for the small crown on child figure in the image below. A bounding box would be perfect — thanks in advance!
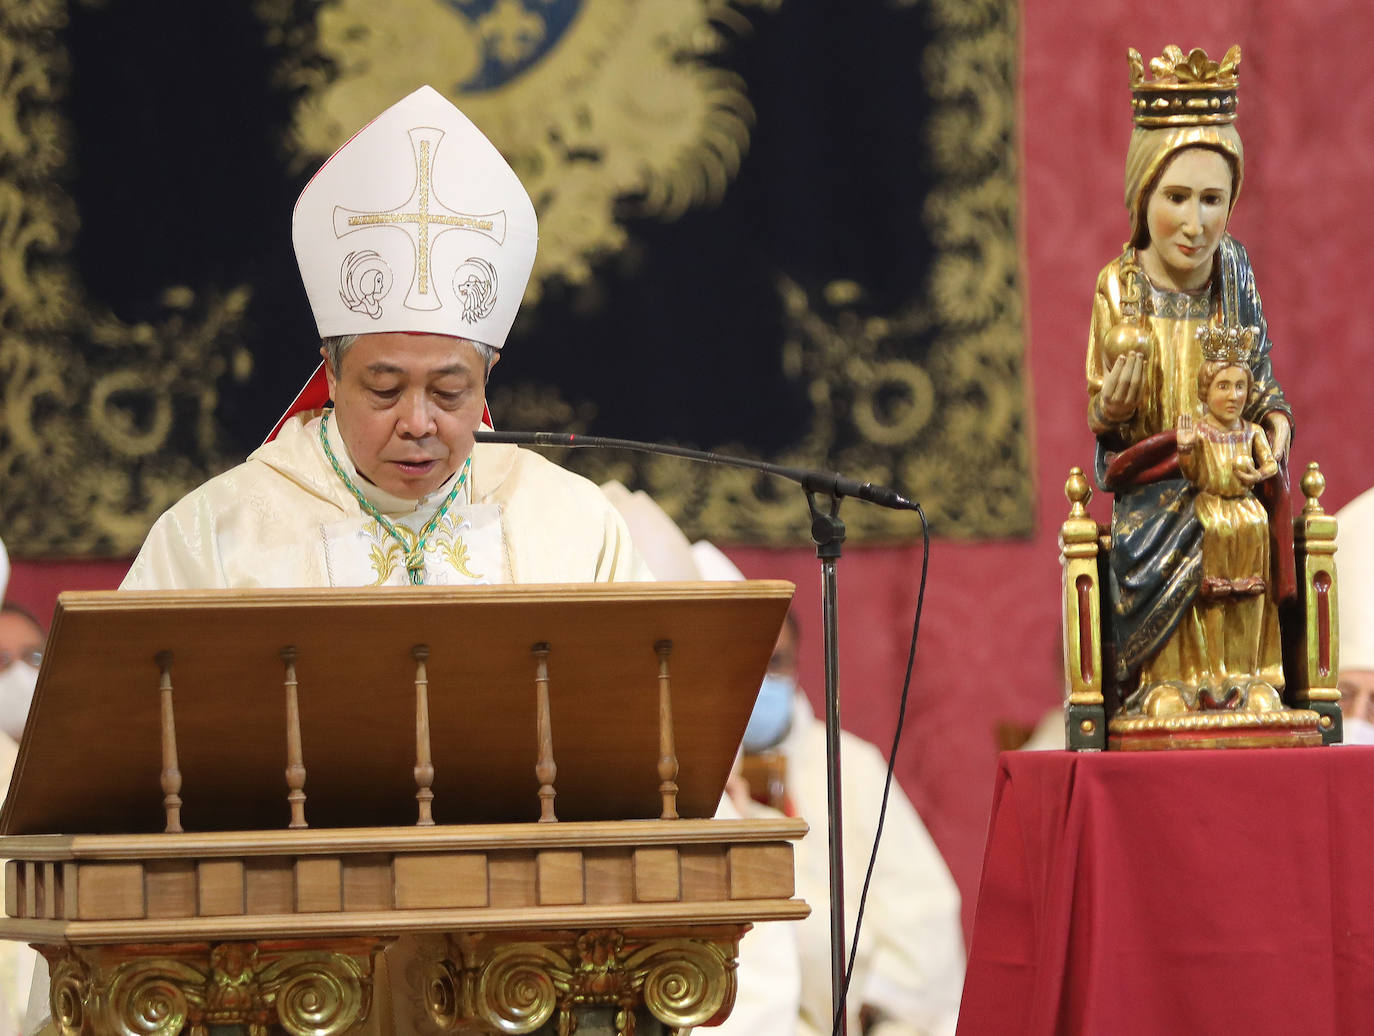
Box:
[1198,324,1258,366]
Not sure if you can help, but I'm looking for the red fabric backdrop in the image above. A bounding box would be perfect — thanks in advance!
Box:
[8,2,1373,942]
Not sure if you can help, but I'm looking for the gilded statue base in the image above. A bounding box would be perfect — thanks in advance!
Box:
[1107,707,1324,751]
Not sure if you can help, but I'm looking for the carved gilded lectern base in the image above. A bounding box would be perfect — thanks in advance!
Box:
[3,817,804,1036]
[37,926,742,1036]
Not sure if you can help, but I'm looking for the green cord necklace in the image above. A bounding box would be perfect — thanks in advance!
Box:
[318,410,472,585]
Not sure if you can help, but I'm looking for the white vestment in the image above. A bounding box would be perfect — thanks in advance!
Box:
[122,413,650,589]
[716,695,965,1036]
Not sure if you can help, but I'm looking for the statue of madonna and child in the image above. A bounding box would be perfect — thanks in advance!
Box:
[1072,45,1339,745]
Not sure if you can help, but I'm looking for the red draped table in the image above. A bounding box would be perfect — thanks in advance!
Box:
[956,748,1374,1035]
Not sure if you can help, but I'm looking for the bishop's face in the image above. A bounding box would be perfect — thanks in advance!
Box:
[1140,147,1233,292]
[324,333,492,500]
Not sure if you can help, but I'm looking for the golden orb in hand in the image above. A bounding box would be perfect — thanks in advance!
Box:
[1103,320,1154,367]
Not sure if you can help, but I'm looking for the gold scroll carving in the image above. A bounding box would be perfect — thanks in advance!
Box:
[42,940,376,1036]
[418,927,740,1035]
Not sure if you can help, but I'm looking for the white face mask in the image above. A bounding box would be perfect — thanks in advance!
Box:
[1343,716,1374,747]
[0,663,36,742]
[742,673,795,753]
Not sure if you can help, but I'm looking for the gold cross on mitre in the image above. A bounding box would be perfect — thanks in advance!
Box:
[333,127,507,311]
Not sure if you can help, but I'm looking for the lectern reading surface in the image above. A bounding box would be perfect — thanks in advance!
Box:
[3,582,791,834]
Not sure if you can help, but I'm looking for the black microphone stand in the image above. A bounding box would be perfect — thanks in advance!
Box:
[475,430,919,1036]
[808,490,850,1036]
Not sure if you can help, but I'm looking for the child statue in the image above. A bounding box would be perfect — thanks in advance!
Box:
[1085,45,1295,719]
[1174,327,1282,711]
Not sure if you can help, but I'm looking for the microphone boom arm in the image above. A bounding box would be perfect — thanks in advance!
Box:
[473,430,918,511]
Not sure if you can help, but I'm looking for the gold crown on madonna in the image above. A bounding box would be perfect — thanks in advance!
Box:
[1198,324,1258,365]
[1129,45,1241,127]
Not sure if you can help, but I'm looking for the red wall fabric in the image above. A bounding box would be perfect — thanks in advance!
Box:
[8,2,1373,945]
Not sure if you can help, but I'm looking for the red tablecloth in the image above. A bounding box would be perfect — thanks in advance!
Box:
[957,748,1374,1035]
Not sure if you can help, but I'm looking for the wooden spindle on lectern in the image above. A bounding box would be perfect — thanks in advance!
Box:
[281,646,307,829]
[532,642,558,822]
[155,651,183,834]
[655,639,680,820]
[413,644,436,826]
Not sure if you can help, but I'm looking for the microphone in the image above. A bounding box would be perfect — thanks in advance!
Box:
[474,429,919,511]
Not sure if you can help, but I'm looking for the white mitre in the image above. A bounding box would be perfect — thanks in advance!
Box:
[293,85,537,347]
[1337,486,1374,672]
[0,535,8,603]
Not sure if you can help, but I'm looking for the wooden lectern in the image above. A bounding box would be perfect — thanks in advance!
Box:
[0,583,808,1035]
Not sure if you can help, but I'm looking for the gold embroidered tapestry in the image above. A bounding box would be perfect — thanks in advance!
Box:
[0,0,1027,555]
